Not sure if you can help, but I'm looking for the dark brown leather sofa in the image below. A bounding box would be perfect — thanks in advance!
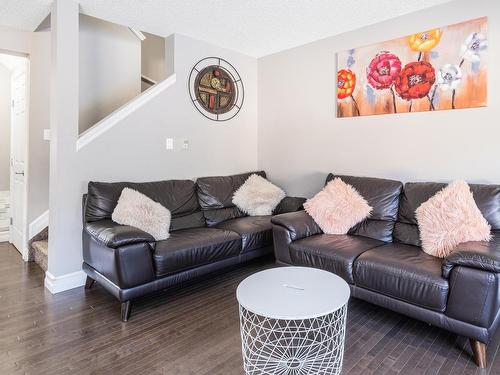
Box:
[272,173,500,368]
[82,171,305,321]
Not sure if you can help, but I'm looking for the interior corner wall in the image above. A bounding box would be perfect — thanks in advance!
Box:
[49,30,258,282]
[79,14,141,134]
[0,65,11,191]
[27,30,51,223]
[257,0,500,198]
[142,32,166,84]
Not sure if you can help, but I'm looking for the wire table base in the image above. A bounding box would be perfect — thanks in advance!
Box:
[239,304,348,375]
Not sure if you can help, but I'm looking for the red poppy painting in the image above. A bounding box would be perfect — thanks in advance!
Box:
[337,17,487,117]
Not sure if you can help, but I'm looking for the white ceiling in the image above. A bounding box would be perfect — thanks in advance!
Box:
[0,0,452,57]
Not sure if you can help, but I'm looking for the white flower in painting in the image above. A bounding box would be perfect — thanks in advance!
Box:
[460,32,487,62]
[436,64,463,91]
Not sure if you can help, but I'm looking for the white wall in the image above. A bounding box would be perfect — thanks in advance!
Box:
[48,1,258,288]
[79,14,141,134]
[0,64,11,191]
[258,0,500,198]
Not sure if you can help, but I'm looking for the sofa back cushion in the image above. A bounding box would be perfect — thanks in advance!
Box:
[394,182,500,246]
[196,171,266,226]
[325,174,403,242]
[86,180,205,231]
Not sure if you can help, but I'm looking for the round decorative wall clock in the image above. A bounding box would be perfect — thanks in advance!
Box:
[188,57,244,121]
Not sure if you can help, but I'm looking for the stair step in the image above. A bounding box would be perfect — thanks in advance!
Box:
[30,240,48,272]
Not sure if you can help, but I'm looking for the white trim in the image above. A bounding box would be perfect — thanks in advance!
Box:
[0,231,9,242]
[44,270,87,294]
[76,74,177,151]
[29,210,49,239]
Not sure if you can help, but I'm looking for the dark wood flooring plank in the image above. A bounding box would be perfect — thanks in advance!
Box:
[1,242,499,374]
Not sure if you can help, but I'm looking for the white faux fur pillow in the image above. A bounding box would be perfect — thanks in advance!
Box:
[232,174,286,216]
[415,180,491,258]
[304,177,372,234]
[112,188,171,241]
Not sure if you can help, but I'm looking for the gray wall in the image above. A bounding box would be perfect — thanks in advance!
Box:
[79,14,141,134]
[258,0,500,198]
[27,29,50,223]
[141,31,166,91]
[0,64,11,191]
[48,25,258,280]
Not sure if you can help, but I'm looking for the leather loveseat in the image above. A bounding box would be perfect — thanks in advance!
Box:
[82,171,305,321]
[271,173,500,368]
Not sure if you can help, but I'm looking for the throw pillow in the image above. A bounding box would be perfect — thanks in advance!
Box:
[232,174,286,216]
[304,177,372,234]
[112,188,171,241]
[415,180,491,258]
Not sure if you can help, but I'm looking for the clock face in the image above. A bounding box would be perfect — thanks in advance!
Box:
[195,66,236,115]
[189,57,244,122]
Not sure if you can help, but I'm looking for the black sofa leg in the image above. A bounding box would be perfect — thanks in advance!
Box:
[470,339,487,368]
[121,301,132,322]
[84,276,95,289]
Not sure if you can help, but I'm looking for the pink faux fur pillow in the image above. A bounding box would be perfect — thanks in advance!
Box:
[415,180,491,258]
[304,178,372,234]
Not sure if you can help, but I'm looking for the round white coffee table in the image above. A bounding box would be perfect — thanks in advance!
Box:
[236,266,350,375]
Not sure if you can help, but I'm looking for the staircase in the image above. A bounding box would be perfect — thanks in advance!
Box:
[29,227,48,272]
[0,193,10,242]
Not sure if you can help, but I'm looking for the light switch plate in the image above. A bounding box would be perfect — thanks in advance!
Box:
[182,139,189,150]
[43,129,50,141]
[166,138,174,150]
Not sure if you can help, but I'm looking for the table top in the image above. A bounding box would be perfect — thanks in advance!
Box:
[236,266,350,320]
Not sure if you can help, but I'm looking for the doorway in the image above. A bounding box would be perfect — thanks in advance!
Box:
[0,52,29,259]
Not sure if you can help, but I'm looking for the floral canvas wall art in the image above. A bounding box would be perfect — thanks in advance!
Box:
[337,17,487,117]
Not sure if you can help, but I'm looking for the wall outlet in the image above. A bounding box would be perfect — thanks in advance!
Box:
[43,129,51,141]
[166,138,174,150]
[182,139,189,150]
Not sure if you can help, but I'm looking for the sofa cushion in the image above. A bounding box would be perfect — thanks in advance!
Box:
[395,182,500,246]
[415,181,491,258]
[153,228,241,277]
[214,216,273,253]
[325,174,403,241]
[86,180,205,231]
[233,174,286,216]
[290,234,385,283]
[196,171,266,226]
[304,177,372,235]
[112,188,171,241]
[354,243,449,312]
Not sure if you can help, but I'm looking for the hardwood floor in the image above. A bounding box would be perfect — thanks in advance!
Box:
[1,241,500,374]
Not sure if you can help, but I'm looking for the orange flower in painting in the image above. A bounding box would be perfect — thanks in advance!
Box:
[408,29,442,52]
[337,69,356,99]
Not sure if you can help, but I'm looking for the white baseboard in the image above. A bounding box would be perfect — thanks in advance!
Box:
[44,270,87,294]
[0,231,9,243]
[29,210,49,239]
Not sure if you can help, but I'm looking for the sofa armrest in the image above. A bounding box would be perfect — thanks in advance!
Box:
[82,223,156,290]
[442,233,500,278]
[271,211,322,264]
[273,196,306,215]
[271,211,322,241]
[85,219,155,249]
[445,266,500,330]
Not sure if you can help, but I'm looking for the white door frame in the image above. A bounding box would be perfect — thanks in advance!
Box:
[5,52,30,261]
